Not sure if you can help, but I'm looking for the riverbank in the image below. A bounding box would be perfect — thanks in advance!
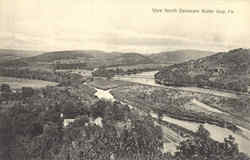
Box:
[85,69,250,155]
[93,85,250,155]
[114,71,250,123]
[110,85,250,155]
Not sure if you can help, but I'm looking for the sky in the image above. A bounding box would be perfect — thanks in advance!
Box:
[0,0,250,54]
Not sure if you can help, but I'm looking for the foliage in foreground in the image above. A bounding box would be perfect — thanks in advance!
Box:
[0,85,250,160]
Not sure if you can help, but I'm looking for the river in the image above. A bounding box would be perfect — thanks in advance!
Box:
[95,71,250,155]
[113,71,239,99]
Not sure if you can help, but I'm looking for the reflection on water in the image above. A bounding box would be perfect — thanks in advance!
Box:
[94,88,115,102]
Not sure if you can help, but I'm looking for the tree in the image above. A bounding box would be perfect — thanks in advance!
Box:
[120,117,163,157]
[175,125,246,160]
[0,113,13,160]
[22,87,34,98]
[1,84,12,103]
[196,124,210,139]
[224,135,239,156]
[1,83,11,93]
[90,100,108,119]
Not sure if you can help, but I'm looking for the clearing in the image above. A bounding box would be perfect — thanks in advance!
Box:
[0,76,58,89]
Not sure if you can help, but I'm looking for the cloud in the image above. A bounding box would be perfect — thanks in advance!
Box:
[0,0,249,53]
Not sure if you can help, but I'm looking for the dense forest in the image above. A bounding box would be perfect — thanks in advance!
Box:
[0,83,249,160]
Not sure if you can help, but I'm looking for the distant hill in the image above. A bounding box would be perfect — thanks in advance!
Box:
[155,48,250,92]
[149,49,215,64]
[110,53,153,66]
[0,49,216,68]
[0,50,153,70]
[25,50,95,62]
[0,49,42,63]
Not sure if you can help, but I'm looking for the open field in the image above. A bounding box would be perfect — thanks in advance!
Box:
[0,76,58,89]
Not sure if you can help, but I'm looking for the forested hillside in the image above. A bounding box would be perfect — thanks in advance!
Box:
[155,48,250,92]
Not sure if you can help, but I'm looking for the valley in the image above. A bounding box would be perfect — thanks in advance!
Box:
[0,48,250,160]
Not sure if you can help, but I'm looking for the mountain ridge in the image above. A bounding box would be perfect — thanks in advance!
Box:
[0,49,217,70]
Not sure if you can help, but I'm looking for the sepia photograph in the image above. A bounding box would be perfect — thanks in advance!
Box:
[0,0,250,160]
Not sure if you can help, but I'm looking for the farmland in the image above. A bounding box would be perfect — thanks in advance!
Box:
[0,76,58,89]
